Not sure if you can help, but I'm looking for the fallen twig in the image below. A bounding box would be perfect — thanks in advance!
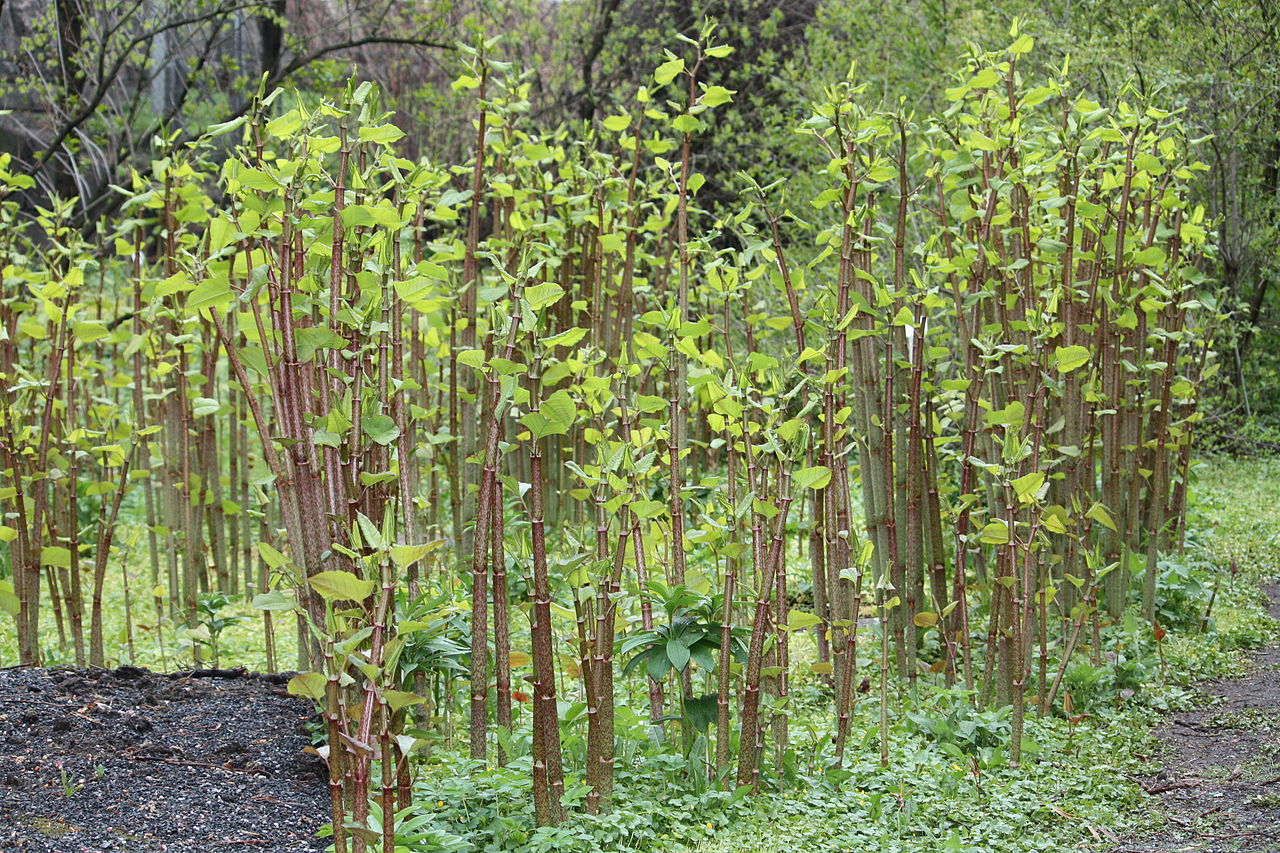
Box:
[170,667,248,680]
[1195,829,1279,840]
[215,840,272,847]
[1143,779,1203,794]
[125,754,266,776]
[252,795,312,807]
[0,695,107,727]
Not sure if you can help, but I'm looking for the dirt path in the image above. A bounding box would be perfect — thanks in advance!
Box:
[0,666,328,852]
[1116,584,1280,852]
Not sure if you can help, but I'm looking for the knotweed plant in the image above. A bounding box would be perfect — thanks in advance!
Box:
[0,25,1214,848]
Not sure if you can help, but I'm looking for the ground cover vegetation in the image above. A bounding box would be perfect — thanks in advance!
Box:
[1,1,1278,851]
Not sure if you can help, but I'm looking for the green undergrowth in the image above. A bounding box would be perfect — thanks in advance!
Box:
[1161,457,1280,682]
[0,588,299,672]
[0,521,300,671]
[392,696,1154,853]
[386,456,1280,853]
[4,458,1278,852]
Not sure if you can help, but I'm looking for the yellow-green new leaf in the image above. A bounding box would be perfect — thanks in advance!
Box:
[1086,503,1118,532]
[1041,505,1071,534]
[541,327,588,349]
[794,466,832,491]
[257,542,289,569]
[390,544,434,570]
[979,519,1010,544]
[287,672,328,702]
[787,610,822,631]
[252,590,296,611]
[382,690,424,711]
[308,570,375,602]
[186,277,232,313]
[913,612,940,628]
[603,114,631,132]
[654,58,685,85]
[699,85,734,107]
[40,546,72,567]
[1011,471,1046,502]
[0,580,17,617]
[1054,345,1092,373]
[524,283,565,312]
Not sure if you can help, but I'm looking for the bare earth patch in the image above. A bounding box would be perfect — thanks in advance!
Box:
[1116,584,1280,852]
[0,666,328,852]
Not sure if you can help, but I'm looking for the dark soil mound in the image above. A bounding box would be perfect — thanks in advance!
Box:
[0,666,329,852]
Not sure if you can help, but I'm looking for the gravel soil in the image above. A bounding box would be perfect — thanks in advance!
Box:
[1116,584,1280,852]
[0,666,329,852]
